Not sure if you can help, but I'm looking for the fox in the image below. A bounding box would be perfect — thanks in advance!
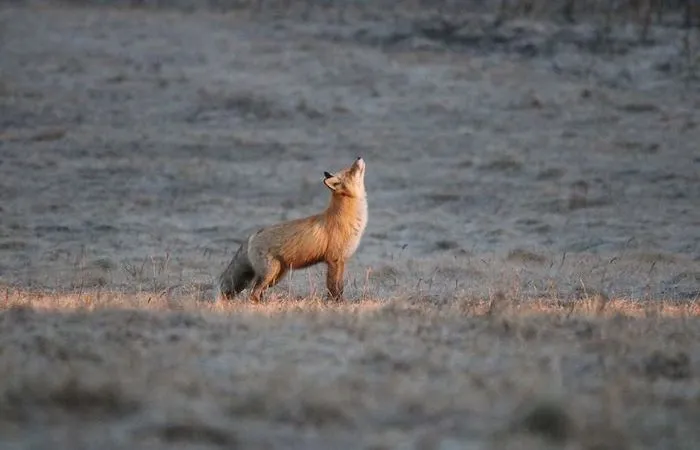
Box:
[215,156,368,303]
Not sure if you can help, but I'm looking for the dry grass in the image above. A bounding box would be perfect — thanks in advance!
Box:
[1,288,700,449]
[1,2,700,449]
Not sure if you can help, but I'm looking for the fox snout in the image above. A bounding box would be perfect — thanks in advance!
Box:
[323,157,365,179]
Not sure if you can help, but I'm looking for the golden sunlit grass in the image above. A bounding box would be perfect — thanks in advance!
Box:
[3,287,698,319]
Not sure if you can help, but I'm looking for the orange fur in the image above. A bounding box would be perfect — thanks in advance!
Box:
[217,157,368,303]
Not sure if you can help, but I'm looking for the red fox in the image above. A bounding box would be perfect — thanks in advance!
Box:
[216,157,368,303]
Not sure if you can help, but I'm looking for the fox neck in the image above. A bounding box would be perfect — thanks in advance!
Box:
[323,192,368,229]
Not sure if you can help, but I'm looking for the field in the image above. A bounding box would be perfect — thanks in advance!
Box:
[1,1,700,448]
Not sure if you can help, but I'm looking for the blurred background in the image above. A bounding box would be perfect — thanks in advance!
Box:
[1,0,699,301]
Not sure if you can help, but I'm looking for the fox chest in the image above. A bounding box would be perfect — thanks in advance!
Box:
[333,203,367,259]
[342,225,366,258]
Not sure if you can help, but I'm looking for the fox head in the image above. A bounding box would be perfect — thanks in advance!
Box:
[323,157,366,198]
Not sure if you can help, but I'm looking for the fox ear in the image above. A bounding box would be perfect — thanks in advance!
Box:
[324,171,333,179]
[324,176,340,191]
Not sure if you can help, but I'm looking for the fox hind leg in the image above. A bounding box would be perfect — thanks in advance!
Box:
[249,258,286,303]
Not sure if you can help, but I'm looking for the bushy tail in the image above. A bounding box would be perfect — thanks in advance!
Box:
[216,240,255,301]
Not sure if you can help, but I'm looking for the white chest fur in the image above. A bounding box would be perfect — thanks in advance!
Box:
[343,197,368,258]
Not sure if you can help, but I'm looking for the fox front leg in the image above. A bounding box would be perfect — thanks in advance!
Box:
[326,260,345,301]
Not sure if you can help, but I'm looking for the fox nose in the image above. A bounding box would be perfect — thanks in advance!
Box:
[356,156,362,161]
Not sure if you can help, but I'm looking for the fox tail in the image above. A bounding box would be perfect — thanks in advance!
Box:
[216,240,255,301]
